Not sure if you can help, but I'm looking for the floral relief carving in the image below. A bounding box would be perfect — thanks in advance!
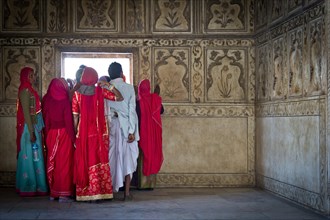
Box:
[271,0,284,21]
[3,48,40,102]
[206,49,245,101]
[154,48,189,102]
[153,0,190,32]
[272,38,286,99]
[256,45,269,101]
[47,0,68,32]
[76,0,116,31]
[126,0,144,33]
[307,19,325,95]
[288,29,303,96]
[3,0,40,31]
[206,0,244,31]
[255,0,267,28]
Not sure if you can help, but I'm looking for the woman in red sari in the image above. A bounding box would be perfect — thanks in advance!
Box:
[42,78,76,202]
[72,66,123,202]
[136,79,164,189]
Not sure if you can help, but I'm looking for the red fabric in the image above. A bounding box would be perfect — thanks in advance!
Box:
[73,67,112,191]
[138,79,163,176]
[46,128,74,197]
[42,78,75,143]
[16,67,41,155]
[75,163,113,200]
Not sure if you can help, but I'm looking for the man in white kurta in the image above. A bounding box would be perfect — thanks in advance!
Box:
[106,62,139,200]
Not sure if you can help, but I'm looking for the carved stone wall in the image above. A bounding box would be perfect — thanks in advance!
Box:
[0,0,255,188]
[255,1,328,215]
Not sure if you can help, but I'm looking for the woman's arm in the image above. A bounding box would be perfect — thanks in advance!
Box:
[19,89,36,142]
[100,82,123,101]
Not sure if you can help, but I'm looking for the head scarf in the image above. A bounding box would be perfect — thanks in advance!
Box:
[81,67,98,86]
[16,67,41,155]
[137,79,163,176]
[42,78,75,143]
[49,78,69,100]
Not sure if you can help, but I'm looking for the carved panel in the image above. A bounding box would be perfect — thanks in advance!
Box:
[2,47,41,103]
[75,0,118,32]
[272,37,287,99]
[204,0,245,32]
[256,44,269,101]
[271,0,285,22]
[306,18,326,96]
[2,0,41,32]
[151,0,191,33]
[125,0,145,33]
[46,0,69,33]
[206,48,246,102]
[287,28,303,97]
[154,48,190,102]
[255,0,267,29]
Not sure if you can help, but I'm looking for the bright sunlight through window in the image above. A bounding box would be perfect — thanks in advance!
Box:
[62,53,132,83]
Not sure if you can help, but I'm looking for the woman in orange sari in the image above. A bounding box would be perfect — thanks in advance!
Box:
[72,66,123,202]
[42,78,76,202]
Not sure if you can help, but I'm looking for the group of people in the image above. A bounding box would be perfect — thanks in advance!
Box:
[15,62,164,203]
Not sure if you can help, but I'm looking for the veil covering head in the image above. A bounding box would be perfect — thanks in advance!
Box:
[49,78,69,100]
[81,67,98,86]
[75,65,86,83]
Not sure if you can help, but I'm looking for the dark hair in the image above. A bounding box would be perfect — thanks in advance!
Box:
[108,62,122,80]
[99,75,111,82]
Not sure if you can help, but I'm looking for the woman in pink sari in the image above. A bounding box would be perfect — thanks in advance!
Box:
[42,78,75,202]
[72,66,123,202]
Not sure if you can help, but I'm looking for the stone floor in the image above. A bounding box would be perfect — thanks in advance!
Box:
[0,187,327,219]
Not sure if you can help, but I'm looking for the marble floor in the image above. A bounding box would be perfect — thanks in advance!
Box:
[0,187,327,220]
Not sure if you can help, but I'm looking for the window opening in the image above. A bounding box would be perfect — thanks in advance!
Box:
[61,52,132,84]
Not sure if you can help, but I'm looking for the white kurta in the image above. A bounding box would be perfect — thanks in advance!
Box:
[105,78,139,192]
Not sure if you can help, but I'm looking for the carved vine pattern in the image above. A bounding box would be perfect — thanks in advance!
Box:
[192,46,203,103]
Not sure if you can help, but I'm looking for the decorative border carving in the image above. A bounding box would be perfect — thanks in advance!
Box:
[0,171,15,186]
[163,104,254,117]
[257,175,324,211]
[157,174,254,187]
[0,104,16,117]
[256,98,322,117]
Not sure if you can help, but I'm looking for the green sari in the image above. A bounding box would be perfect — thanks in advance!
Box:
[16,113,48,196]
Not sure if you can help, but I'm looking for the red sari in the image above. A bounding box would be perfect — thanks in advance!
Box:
[42,78,75,198]
[137,79,163,176]
[72,67,116,201]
